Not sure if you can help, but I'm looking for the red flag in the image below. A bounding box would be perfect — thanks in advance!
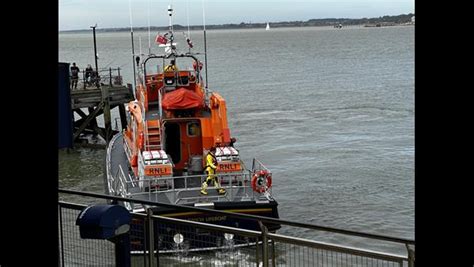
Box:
[155,34,167,45]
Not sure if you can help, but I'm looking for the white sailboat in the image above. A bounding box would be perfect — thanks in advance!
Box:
[266,22,270,30]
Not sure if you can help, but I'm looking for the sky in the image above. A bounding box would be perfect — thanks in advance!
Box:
[59,0,414,31]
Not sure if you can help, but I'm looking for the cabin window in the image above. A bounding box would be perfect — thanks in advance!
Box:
[187,122,200,137]
[177,75,189,86]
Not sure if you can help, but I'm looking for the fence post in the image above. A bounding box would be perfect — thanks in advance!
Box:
[255,236,260,266]
[406,244,415,267]
[259,221,269,267]
[271,238,276,267]
[147,209,155,267]
[83,70,86,90]
[109,67,113,87]
[59,205,65,266]
[118,68,122,85]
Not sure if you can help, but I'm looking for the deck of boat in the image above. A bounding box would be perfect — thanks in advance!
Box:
[107,133,263,208]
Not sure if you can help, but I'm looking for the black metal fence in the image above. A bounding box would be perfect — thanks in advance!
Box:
[69,67,123,90]
[59,202,115,266]
[58,189,415,267]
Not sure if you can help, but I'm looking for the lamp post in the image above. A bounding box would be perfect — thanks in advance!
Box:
[91,24,99,87]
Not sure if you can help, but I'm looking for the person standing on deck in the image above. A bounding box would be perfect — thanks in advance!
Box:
[164,59,178,72]
[192,60,203,82]
[70,62,80,90]
[201,147,226,195]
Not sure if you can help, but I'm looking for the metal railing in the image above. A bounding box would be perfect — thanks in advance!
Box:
[100,67,123,87]
[252,158,269,174]
[59,202,116,266]
[130,172,255,205]
[111,160,272,206]
[71,67,123,90]
[59,189,414,267]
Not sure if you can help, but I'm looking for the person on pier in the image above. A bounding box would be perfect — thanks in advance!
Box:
[70,62,80,90]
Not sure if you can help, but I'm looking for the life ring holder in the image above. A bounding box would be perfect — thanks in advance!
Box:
[251,170,272,193]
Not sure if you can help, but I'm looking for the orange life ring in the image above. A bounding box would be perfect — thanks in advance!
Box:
[251,170,272,193]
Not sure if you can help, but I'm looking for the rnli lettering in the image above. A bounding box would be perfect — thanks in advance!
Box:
[145,166,171,176]
[217,163,241,172]
[149,168,167,175]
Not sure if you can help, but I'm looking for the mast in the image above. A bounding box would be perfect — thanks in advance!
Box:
[147,0,151,55]
[139,36,142,57]
[129,0,137,93]
[168,5,173,33]
[202,0,209,100]
[167,5,176,55]
[186,0,190,38]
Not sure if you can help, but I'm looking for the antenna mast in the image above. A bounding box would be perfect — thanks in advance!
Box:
[186,0,190,38]
[139,36,143,57]
[167,4,175,55]
[202,0,209,91]
[147,0,151,55]
[129,0,137,93]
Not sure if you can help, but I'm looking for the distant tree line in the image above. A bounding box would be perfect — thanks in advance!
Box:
[306,13,414,26]
[61,13,414,33]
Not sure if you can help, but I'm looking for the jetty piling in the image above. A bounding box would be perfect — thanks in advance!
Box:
[58,64,133,149]
[68,73,133,148]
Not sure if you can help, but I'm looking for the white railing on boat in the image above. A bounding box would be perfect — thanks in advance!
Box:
[251,158,268,173]
[106,133,274,207]
[111,158,273,207]
[115,165,133,210]
[106,133,120,195]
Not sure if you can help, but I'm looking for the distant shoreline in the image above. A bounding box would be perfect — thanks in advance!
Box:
[60,13,414,33]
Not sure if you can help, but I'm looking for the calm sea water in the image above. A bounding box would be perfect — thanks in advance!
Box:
[59,25,414,254]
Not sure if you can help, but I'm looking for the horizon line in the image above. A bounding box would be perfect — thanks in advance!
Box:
[59,12,414,32]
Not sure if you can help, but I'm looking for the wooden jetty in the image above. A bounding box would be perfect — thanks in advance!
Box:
[59,26,135,149]
[70,82,134,147]
[58,64,134,149]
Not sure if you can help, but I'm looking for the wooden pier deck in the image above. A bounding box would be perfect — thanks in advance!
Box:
[71,84,134,109]
[71,83,134,146]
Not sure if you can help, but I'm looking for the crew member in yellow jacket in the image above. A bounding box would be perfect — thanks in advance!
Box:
[200,147,226,195]
[164,59,178,72]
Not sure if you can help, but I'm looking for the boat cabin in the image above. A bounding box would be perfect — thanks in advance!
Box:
[124,55,236,179]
